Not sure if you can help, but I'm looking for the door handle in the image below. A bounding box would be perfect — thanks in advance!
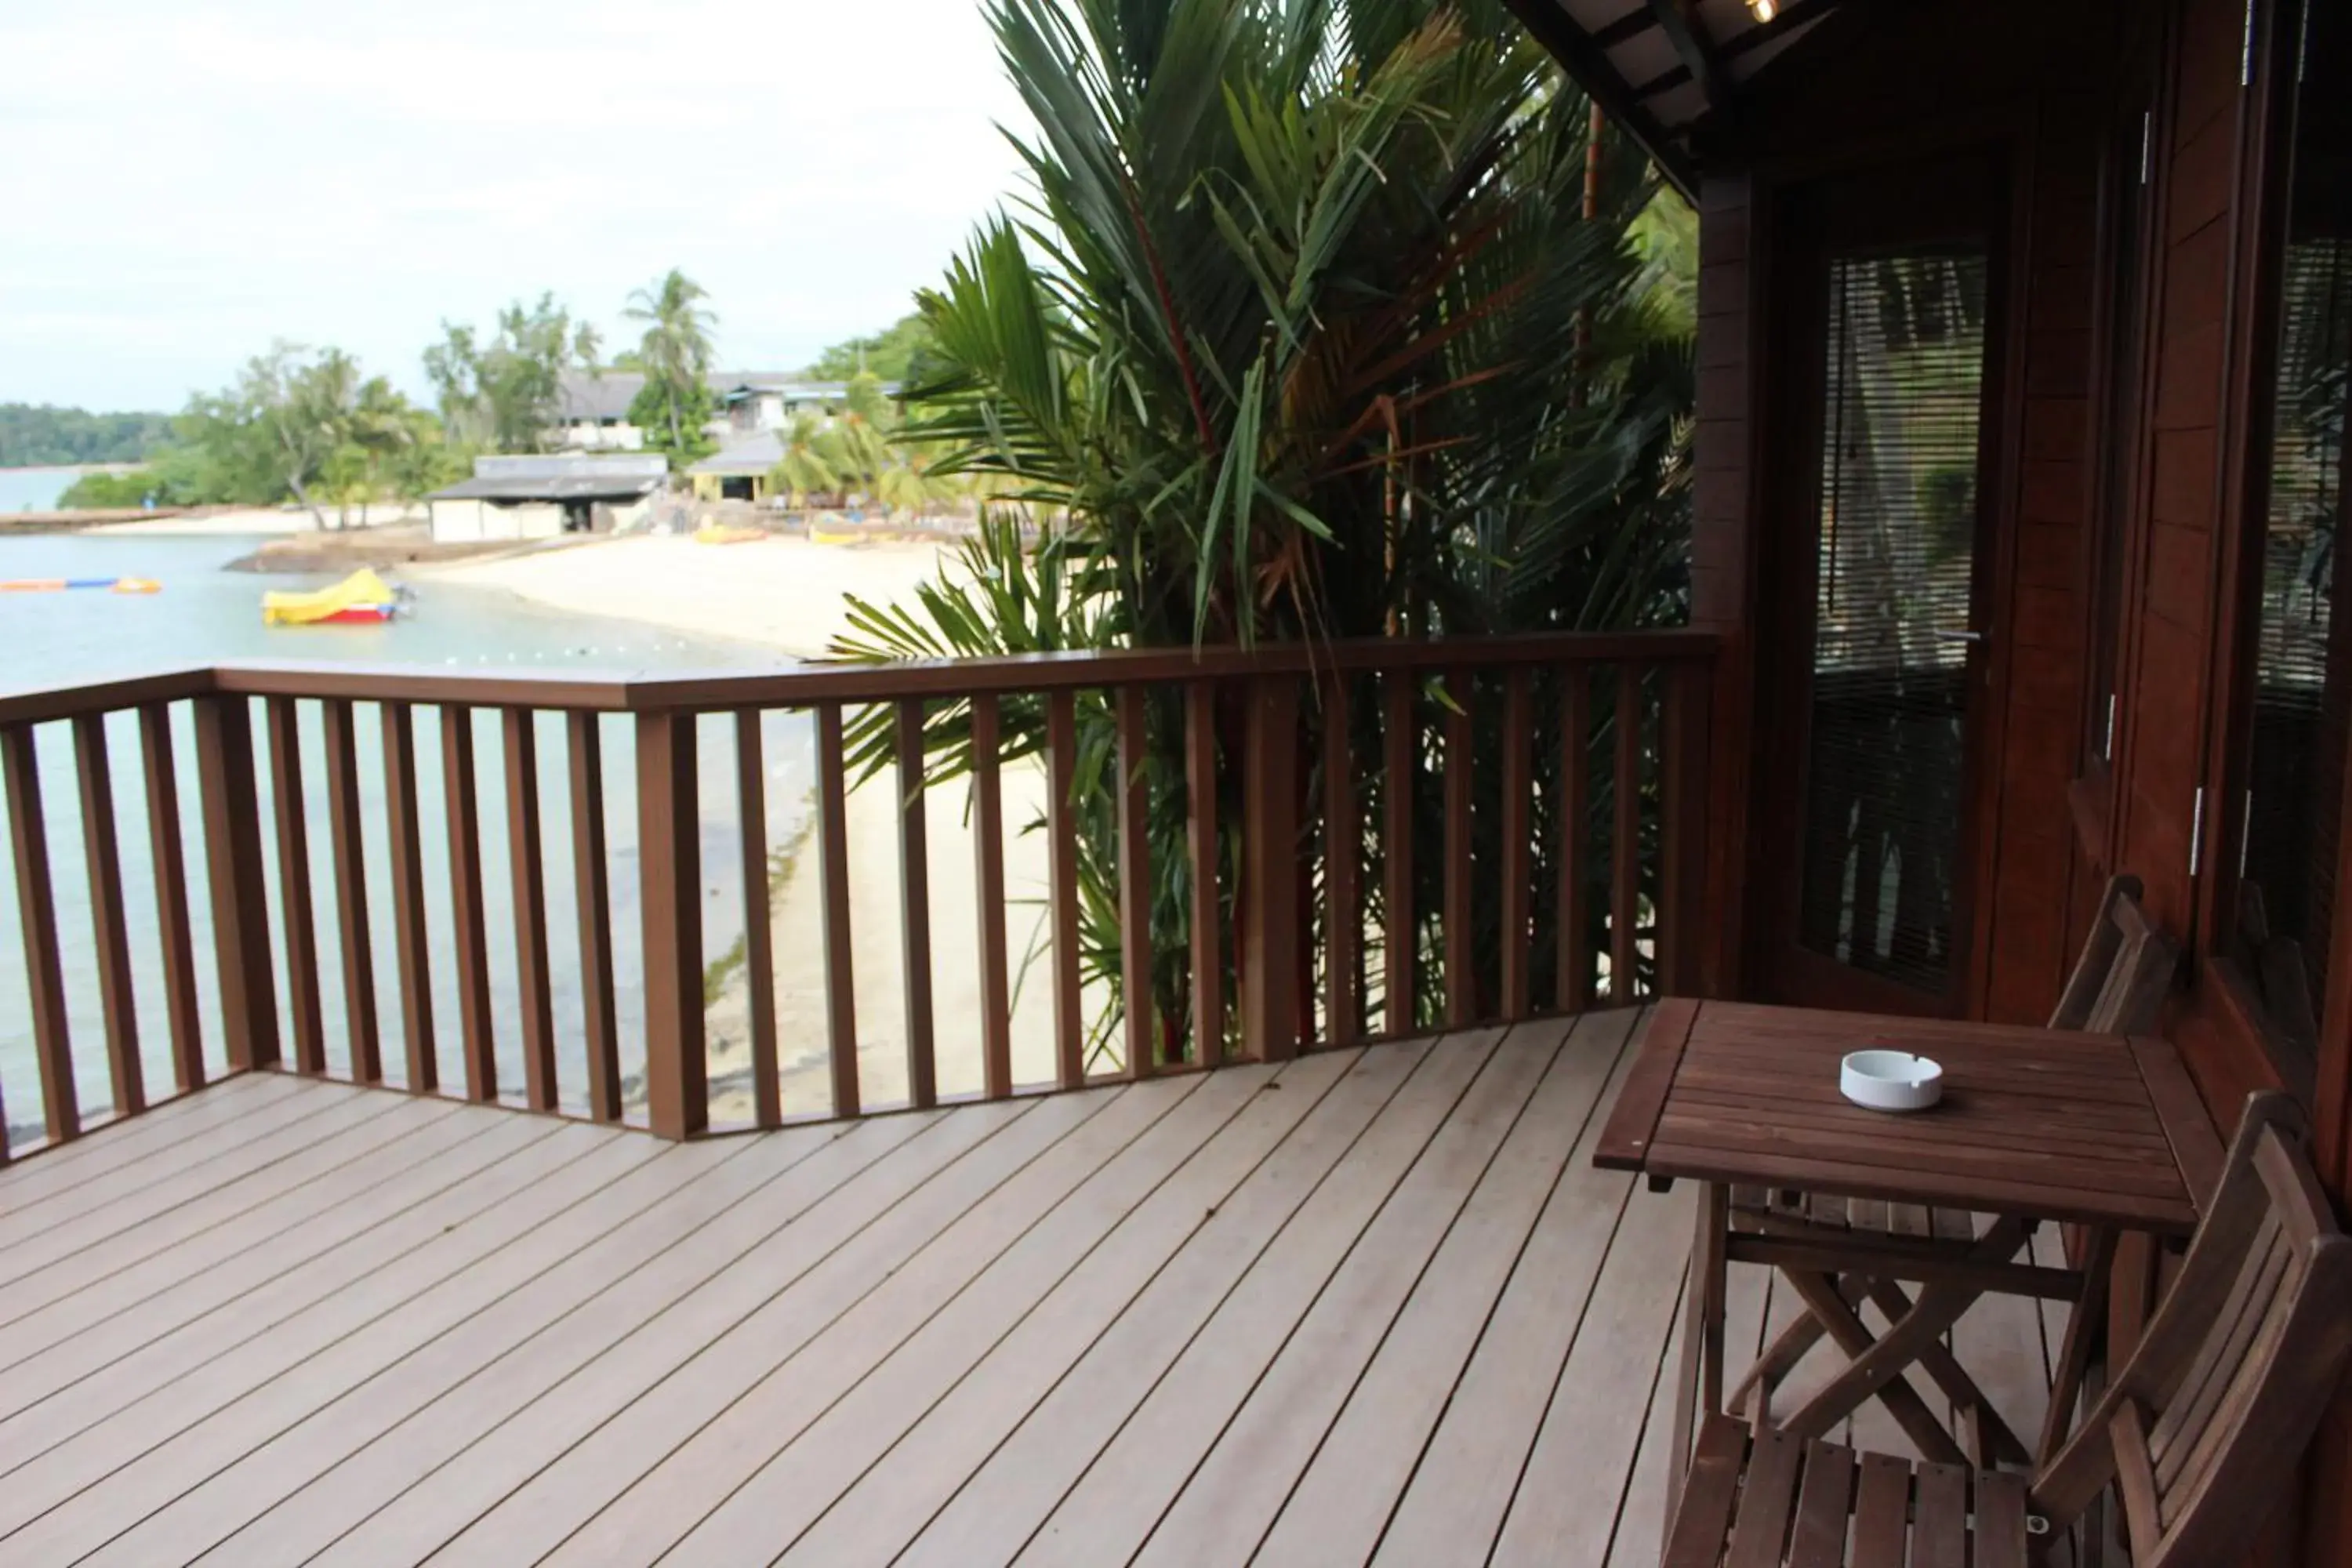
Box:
[1932,630,1985,644]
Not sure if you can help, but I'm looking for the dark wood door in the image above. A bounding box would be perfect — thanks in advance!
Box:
[1759,157,2009,1016]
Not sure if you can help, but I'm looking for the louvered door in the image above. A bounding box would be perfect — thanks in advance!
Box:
[1762,162,2005,1014]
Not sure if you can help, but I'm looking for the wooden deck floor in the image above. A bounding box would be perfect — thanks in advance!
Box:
[0,1010,2069,1566]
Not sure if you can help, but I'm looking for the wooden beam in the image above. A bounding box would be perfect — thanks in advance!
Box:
[1645,0,1738,122]
[1496,0,1697,199]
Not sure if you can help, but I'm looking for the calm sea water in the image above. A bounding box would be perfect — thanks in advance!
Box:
[0,533,819,1141]
[0,466,102,514]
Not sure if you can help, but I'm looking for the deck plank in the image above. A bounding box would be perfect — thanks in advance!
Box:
[429,1078,1207,1568]
[1014,1030,1504,1568]
[883,1037,1437,1568]
[84,1112,930,1566]
[537,1066,1287,1566]
[1127,1026,1563,1566]
[0,1011,2067,1568]
[1369,1014,1648,1565]
[1257,1014,1625,1566]
[275,1093,1096,1566]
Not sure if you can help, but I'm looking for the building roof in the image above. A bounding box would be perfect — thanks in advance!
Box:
[1500,0,1841,196]
[556,371,890,424]
[430,452,669,503]
[688,431,784,476]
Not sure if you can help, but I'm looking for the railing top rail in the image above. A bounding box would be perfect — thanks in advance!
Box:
[0,627,1720,724]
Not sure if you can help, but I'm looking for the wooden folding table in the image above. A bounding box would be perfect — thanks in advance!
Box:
[1595,999,2225,1517]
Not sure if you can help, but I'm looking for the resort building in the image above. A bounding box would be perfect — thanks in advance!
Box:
[425,452,667,542]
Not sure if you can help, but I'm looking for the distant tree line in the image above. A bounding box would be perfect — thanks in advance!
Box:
[45,276,945,517]
[0,405,172,467]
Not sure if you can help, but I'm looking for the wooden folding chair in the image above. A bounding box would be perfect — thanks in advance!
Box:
[1728,875,2178,1460]
[1662,1091,2352,1566]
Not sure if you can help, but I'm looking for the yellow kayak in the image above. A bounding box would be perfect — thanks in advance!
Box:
[693,524,765,545]
[263,568,401,626]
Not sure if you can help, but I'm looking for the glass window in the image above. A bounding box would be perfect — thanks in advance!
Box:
[2237,0,2351,1056]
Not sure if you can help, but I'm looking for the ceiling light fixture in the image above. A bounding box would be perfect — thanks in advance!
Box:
[1748,0,1778,20]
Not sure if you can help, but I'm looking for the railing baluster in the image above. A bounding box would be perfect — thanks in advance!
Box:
[139,702,204,1092]
[638,708,704,1138]
[1047,690,1085,1088]
[1500,668,1533,1019]
[195,693,279,1073]
[815,702,860,1117]
[441,706,495,1101]
[1383,671,1416,1035]
[737,710,782,1127]
[266,696,325,1074]
[1323,675,1361,1048]
[5,723,78,1143]
[894,700,936,1112]
[73,714,143,1116]
[381,700,436,1093]
[1185,681,1223,1068]
[322,700,380,1083]
[970,695,1011,1099]
[1558,670,1592,1011]
[1611,665,1643,1004]
[568,713,620,1123]
[504,708,557,1112]
[1662,662,1713,996]
[1241,675,1299,1062]
[1443,670,1475,1028]
[1115,685,1153,1076]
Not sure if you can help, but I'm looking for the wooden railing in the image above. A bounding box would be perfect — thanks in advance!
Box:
[0,631,1716,1154]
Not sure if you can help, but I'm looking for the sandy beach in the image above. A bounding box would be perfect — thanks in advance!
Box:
[427,530,1083,1122]
[424,533,955,659]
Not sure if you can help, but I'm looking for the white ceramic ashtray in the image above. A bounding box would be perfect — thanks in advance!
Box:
[1839,1049,1944,1112]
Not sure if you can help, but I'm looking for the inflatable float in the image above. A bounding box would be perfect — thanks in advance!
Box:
[692,524,765,545]
[262,568,405,627]
[0,576,161,593]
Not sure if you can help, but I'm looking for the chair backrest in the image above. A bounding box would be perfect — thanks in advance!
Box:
[2049,874,2177,1035]
[2031,1093,2352,1568]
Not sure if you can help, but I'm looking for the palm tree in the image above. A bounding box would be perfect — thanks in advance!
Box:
[833,0,1695,1062]
[625,269,719,453]
[769,412,844,506]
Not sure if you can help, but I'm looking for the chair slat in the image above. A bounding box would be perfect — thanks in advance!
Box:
[1722,1426,1803,1568]
[1972,1472,2031,1568]
[138,703,205,1092]
[1785,1440,1856,1567]
[4,724,77,1144]
[1660,1417,1747,1568]
[1045,690,1083,1088]
[1910,1461,1969,1568]
[72,713,143,1116]
[1848,1451,1913,1566]
[321,700,379,1083]
[895,700,937,1111]
[504,708,557,1112]
[971,695,1011,1097]
[266,696,325,1074]
[2147,1212,2286,1477]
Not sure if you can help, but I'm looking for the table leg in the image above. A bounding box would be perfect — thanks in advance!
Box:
[2038,1227,2117,1465]
[1664,1181,1730,1537]
[1778,1270,1971,1467]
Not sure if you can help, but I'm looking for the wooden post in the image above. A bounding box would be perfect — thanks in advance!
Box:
[321,700,380,1083]
[815,702,860,1117]
[267,696,325,1075]
[1443,670,1475,1026]
[1185,681,1225,1068]
[1499,669,1534,1019]
[505,709,557,1111]
[1241,676,1301,1062]
[568,713,620,1122]
[1116,686,1156,1076]
[1661,662,1713,996]
[1558,669,1593,1010]
[1612,665,1644,1004]
[442,706,495,1102]
[194,692,280,1072]
[737,710,782,1127]
[139,702,205,1093]
[970,695,1011,1098]
[1047,691,1086,1087]
[637,708,706,1139]
[898,699,939,1109]
[1384,672,1417,1034]
[1323,675,1361,1047]
[380,701,436,1093]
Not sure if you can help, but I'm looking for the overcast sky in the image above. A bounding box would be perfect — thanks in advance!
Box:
[0,0,1031,412]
